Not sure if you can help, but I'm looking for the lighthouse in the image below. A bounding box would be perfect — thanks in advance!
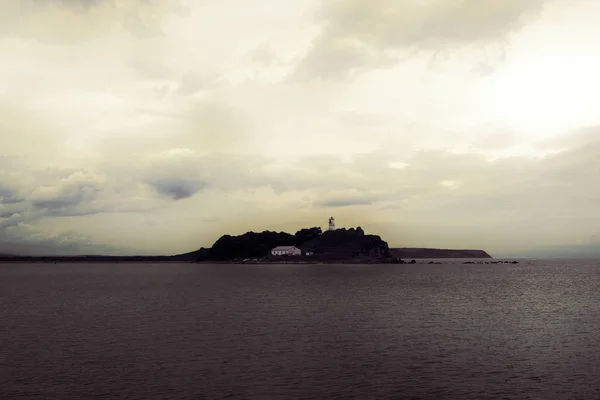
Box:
[328,216,336,231]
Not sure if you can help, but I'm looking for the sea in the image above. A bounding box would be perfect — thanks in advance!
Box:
[1,259,600,400]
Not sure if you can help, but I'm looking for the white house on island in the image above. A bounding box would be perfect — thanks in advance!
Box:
[271,246,302,256]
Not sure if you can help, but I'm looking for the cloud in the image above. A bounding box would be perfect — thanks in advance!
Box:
[0,223,127,256]
[224,132,600,255]
[0,0,188,44]
[0,162,175,254]
[0,184,23,205]
[247,41,278,67]
[147,179,208,200]
[1,0,599,257]
[295,0,551,79]
[126,129,600,237]
[176,72,222,96]
[315,196,380,208]
[465,124,519,150]
[0,169,112,235]
[2,122,600,256]
[31,171,106,211]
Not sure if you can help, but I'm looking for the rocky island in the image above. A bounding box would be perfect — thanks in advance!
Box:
[0,219,494,263]
[153,225,493,264]
[191,226,394,263]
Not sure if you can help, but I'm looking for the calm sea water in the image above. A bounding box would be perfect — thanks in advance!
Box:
[1,260,600,400]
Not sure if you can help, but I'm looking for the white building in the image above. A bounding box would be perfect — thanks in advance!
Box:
[328,216,336,231]
[271,246,302,256]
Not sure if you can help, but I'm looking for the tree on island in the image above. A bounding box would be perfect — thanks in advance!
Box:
[209,231,296,260]
[294,227,322,246]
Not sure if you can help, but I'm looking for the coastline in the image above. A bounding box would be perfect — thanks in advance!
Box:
[0,258,520,265]
[0,224,495,264]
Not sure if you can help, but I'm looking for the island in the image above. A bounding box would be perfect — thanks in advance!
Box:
[0,221,495,264]
[194,226,393,263]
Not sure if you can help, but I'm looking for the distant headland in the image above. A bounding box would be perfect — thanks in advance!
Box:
[0,217,493,263]
[390,248,492,259]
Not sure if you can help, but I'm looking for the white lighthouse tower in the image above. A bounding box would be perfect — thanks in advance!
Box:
[328,216,336,231]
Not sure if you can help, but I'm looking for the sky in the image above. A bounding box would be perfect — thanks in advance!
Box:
[1,0,600,257]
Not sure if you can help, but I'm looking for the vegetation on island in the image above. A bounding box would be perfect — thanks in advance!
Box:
[191,226,393,263]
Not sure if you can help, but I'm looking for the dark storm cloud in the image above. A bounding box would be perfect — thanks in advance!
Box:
[147,179,208,200]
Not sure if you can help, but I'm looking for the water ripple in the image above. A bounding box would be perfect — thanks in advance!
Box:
[1,261,600,399]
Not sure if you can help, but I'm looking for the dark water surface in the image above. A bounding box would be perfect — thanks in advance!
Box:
[2,260,600,399]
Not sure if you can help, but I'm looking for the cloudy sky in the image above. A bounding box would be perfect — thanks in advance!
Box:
[1,0,600,257]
